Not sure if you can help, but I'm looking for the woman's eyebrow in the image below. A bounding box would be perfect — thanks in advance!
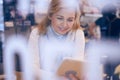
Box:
[56,15,63,17]
[56,15,75,19]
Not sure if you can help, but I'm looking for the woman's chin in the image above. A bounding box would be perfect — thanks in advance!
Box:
[58,31,68,35]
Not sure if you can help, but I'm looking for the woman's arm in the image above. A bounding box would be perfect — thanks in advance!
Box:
[74,29,85,60]
[28,28,40,69]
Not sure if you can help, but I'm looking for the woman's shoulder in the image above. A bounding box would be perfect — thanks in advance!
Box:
[31,27,39,35]
[76,28,84,35]
[29,27,40,41]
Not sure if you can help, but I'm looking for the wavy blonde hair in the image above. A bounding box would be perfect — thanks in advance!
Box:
[38,0,81,35]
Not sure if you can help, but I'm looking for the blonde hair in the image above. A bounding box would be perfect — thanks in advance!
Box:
[38,0,81,35]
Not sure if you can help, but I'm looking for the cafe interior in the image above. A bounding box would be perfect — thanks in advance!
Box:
[0,0,120,80]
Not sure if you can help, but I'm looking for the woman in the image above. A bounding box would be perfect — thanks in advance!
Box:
[28,0,85,79]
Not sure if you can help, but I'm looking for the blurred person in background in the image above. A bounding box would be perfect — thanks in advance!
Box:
[9,7,16,21]
[88,4,120,80]
[28,0,85,79]
[89,4,120,42]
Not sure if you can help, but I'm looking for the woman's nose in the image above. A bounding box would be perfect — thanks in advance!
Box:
[62,20,67,27]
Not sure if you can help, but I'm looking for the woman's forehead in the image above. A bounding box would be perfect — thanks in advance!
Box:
[58,8,76,13]
[54,8,76,17]
[60,0,79,9]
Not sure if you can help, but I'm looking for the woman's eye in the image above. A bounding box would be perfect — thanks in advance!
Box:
[57,17,63,20]
[67,19,74,22]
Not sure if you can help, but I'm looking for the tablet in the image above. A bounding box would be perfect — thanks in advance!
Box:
[57,58,85,79]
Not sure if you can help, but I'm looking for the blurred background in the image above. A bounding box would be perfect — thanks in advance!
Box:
[0,0,120,80]
[2,0,120,40]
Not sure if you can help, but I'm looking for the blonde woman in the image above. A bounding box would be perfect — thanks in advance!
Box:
[28,0,85,79]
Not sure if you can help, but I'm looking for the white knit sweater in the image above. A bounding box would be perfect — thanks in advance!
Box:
[28,26,85,75]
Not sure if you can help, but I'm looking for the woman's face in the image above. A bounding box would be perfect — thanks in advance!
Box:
[49,8,76,35]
